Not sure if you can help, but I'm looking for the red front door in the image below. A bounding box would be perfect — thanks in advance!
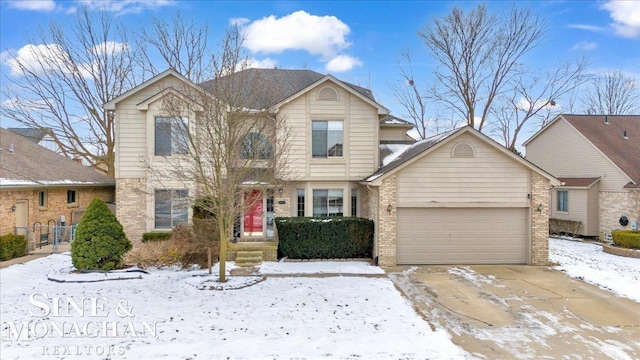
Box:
[243,190,263,236]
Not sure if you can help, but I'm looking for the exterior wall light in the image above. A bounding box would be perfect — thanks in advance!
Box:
[387,204,393,213]
[11,205,16,212]
[537,204,544,213]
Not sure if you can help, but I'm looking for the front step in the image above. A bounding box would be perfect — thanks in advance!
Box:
[235,250,263,267]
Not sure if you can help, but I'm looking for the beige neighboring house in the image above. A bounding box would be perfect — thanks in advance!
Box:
[106,68,557,267]
[524,114,640,238]
[0,128,115,242]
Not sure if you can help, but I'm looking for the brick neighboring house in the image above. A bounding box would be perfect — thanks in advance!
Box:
[524,114,640,239]
[0,128,115,241]
[106,68,558,267]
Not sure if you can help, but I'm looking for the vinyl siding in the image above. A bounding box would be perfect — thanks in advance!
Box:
[525,119,630,192]
[278,81,378,181]
[115,75,189,179]
[396,133,530,207]
[380,127,409,142]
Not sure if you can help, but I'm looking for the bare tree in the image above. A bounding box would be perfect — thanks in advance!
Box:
[419,4,545,131]
[149,27,291,282]
[1,8,137,176]
[583,70,640,115]
[137,12,212,83]
[491,57,590,151]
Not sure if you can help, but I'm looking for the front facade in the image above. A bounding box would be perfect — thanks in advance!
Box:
[524,115,640,238]
[108,69,556,266]
[0,128,115,241]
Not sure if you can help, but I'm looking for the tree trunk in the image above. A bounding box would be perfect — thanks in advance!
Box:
[207,246,212,275]
[218,225,228,282]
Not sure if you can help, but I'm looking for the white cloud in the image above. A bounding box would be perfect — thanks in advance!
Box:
[516,97,560,112]
[601,0,640,38]
[89,41,129,56]
[567,24,608,33]
[325,55,362,73]
[241,11,351,59]
[230,17,249,26]
[571,41,597,51]
[248,58,277,69]
[7,0,56,11]
[4,44,69,77]
[77,0,176,14]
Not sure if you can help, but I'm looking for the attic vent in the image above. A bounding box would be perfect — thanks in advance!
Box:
[452,142,474,158]
[317,86,338,101]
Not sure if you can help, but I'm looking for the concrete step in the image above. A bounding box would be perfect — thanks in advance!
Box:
[235,250,263,267]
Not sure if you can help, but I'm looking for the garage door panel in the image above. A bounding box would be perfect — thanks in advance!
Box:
[397,208,527,265]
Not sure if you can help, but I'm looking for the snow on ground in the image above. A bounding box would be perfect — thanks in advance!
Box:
[257,260,384,275]
[0,254,467,359]
[549,237,640,302]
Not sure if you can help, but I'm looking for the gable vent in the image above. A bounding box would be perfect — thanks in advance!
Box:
[317,86,338,101]
[452,142,474,158]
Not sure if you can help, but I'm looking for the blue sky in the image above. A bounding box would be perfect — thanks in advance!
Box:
[1,0,639,129]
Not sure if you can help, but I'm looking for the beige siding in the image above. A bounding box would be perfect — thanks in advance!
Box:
[587,184,600,235]
[525,119,630,192]
[397,133,530,207]
[115,76,190,179]
[380,127,409,142]
[551,188,588,229]
[278,81,379,181]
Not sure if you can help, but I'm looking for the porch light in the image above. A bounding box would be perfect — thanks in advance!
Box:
[11,205,16,212]
[387,204,393,213]
[537,204,543,213]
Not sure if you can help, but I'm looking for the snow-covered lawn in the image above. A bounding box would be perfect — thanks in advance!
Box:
[1,254,466,359]
[550,237,640,302]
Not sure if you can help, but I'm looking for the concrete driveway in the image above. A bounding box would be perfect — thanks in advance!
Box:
[388,265,640,359]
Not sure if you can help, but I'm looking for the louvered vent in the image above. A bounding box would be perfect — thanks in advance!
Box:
[318,86,338,101]
[452,142,474,157]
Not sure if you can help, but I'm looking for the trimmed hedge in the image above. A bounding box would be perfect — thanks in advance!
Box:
[612,230,640,249]
[142,232,172,243]
[276,217,374,259]
[71,198,132,270]
[0,234,28,261]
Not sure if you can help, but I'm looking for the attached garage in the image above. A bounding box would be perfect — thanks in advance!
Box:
[363,126,560,267]
[396,208,527,264]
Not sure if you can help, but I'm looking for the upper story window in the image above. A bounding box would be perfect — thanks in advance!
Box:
[312,121,343,158]
[557,190,568,212]
[67,190,77,205]
[155,117,189,156]
[317,86,338,101]
[39,190,47,208]
[241,132,273,159]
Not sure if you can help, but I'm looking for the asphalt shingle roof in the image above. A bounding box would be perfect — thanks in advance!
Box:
[0,128,115,187]
[561,115,640,189]
[7,128,48,143]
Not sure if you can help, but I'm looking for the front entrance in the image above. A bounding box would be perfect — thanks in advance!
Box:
[15,200,28,236]
[241,190,275,239]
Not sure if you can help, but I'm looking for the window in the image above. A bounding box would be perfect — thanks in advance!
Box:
[297,189,305,217]
[241,132,273,159]
[557,190,568,212]
[38,191,47,208]
[155,189,188,229]
[312,121,343,158]
[67,190,77,205]
[313,189,343,217]
[351,188,358,217]
[155,117,189,156]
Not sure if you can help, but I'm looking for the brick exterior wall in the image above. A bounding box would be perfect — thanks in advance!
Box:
[599,191,638,238]
[0,186,114,235]
[116,178,148,244]
[376,175,397,267]
[530,172,551,265]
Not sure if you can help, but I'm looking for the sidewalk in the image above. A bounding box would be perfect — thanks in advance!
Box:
[0,242,71,269]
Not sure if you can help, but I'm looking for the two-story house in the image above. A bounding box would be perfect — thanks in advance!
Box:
[105,68,558,267]
[524,114,640,239]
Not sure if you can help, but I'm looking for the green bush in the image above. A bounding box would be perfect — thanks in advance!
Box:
[142,232,172,243]
[611,230,640,249]
[0,234,28,261]
[71,198,132,270]
[276,217,374,259]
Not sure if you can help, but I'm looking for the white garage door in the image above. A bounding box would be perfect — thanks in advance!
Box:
[396,208,527,265]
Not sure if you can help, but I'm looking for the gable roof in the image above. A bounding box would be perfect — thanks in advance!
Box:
[557,177,600,188]
[379,115,413,127]
[7,128,49,143]
[363,126,559,186]
[0,128,115,188]
[524,114,640,188]
[199,68,387,114]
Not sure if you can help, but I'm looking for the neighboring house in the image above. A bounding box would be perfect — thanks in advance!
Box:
[8,127,61,154]
[524,114,640,238]
[0,128,115,240]
[105,68,557,267]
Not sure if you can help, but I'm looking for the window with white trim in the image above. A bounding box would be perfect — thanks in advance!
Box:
[312,121,343,158]
[155,189,189,229]
[155,117,189,156]
[313,189,343,217]
[557,190,568,212]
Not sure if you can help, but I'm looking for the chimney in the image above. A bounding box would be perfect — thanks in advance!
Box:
[8,143,14,153]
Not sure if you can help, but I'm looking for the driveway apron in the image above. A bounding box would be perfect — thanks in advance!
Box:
[388,265,640,359]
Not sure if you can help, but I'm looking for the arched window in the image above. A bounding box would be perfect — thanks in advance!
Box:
[451,142,475,158]
[241,132,273,159]
[317,86,339,101]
